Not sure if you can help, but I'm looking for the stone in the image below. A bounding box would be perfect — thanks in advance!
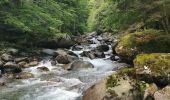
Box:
[115,29,170,62]
[69,60,94,70]
[97,45,110,52]
[1,53,13,61]
[56,55,70,64]
[15,57,28,63]
[143,83,158,100]
[37,66,49,72]
[94,51,105,58]
[42,49,58,56]
[15,72,34,79]
[28,60,39,66]
[18,61,28,68]
[134,53,170,85]
[154,85,170,100]
[80,51,96,59]
[6,48,18,55]
[3,62,22,73]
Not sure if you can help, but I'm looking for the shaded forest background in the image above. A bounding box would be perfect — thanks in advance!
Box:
[0,0,170,47]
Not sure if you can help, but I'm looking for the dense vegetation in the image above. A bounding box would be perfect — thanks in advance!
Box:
[88,0,170,34]
[0,0,89,45]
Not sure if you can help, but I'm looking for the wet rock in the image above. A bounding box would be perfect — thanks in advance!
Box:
[3,62,22,73]
[67,55,79,62]
[37,66,49,72]
[111,41,118,54]
[134,53,170,85]
[6,48,18,55]
[80,51,95,59]
[94,51,105,58]
[18,61,28,68]
[110,55,120,61]
[15,72,34,79]
[154,85,170,100]
[143,83,158,100]
[116,29,170,62]
[71,45,83,51]
[1,53,13,61]
[69,60,94,70]
[83,79,107,100]
[57,36,75,48]
[28,60,39,67]
[97,45,110,52]
[0,60,4,66]
[66,51,78,57]
[0,78,6,86]
[55,49,67,56]
[56,55,70,64]
[15,57,28,63]
[42,49,58,56]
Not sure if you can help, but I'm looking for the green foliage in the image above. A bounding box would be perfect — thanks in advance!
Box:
[0,0,89,44]
[87,0,170,33]
[106,74,118,89]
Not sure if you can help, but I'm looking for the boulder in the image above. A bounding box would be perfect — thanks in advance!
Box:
[134,53,170,85]
[56,55,70,64]
[69,60,94,70]
[116,29,170,62]
[3,62,22,73]
[94,51,105,58]
[37,66,49,72]
[80,51,95,59]
[15,57,28,63]
[154,85,170,100]
[42,49,58,56]
[6,48,18,55]
[1,53,13,61]
[97,45,110,52]
[15,72,34,79]
[143,83,158,100]
[28,60,39,66]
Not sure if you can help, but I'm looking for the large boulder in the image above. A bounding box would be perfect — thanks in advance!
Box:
[69,60,94,70]
[96,45,110,52]
[116,29,170,62]
[154,85,170,100]
[38,35,75,49]
[134,53,170,85]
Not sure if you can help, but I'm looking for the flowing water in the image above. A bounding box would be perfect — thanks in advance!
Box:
[0,35,128,100]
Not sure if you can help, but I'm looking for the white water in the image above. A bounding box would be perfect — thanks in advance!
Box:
[0,35,128,100]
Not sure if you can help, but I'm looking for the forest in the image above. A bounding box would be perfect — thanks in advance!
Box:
[0,0,170,100]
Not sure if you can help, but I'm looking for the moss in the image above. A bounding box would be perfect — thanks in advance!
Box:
[106,74,118,89]
[134,53,170,76]
[134,53,170,85]
[118,67,135,77]
[138,81,149,92]
[116,29,170,61]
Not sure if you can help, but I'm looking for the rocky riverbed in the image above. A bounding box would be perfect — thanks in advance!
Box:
[0,32,128,100]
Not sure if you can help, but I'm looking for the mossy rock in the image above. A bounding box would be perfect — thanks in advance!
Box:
[115,29,170,62]
[134,53,170,86]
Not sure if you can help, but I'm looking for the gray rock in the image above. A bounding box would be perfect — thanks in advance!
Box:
[42,49,58,56]
[56,55,70,64]
[3,62,22,73]
[15,57,28,63]
[69,60,94,70]
[97,45,110,52]
[1,53,13,61]
[6,48,18,55]
[154,85,170,100]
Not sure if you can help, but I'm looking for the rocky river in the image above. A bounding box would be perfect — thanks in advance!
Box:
[0,32,128,100]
